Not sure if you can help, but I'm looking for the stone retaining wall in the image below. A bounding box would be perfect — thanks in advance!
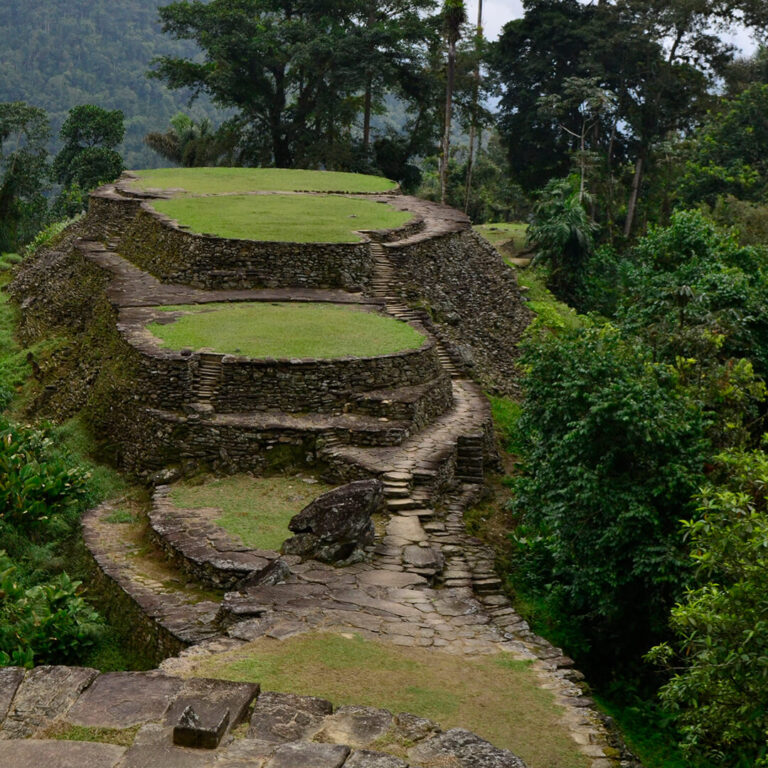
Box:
[81,513,188,665]
[116,305,445,415]
[116,204,375,291]
[386,230,534,396]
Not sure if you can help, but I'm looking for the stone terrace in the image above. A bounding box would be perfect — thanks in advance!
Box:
[8,172,621,766]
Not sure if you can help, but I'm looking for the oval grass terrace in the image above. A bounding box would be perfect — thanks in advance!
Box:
[149,193,414,243]
[146,302,427,359]
[125,167,400,195]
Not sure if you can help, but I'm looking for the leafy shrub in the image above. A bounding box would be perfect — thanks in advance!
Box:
[0,419,91,535]
[648,449,768,767]
[0,551,102,667]
[510,325,708,671]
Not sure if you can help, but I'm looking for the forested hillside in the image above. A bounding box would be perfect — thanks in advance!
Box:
[0,0,219,167]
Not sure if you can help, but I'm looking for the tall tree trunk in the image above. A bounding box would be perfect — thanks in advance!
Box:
[440,41,456,206]
[363,73,373,152]
[624,152,644,238]
[463,0,483,213]
[362,4,376,153]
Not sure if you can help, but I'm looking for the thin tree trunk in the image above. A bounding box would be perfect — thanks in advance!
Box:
[624,153,644,238]
[363,74,373,151]
[463,0,483,213]
[440,41,456,206]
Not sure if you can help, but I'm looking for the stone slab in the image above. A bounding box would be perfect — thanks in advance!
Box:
[314,705,393,748]
[119,724,218,768]
[344,750,409,768]
[65,672,183,729]
[265,742,350,768]
[0,667,24,725]
[409,728,528,768]
[215,738,277,767]
[0,665,99,738]
[249,691,333,743]
[165,677,259,730]
[0,739,125,768]
[356,570,427,589]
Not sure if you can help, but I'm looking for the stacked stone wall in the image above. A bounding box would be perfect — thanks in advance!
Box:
[115,206,375,291]
[386,229,534,396]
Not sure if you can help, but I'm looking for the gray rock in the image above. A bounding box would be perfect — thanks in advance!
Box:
[0,667,24,726]
[392,712,440,744]
[282,480,382,563]
[344,750,409,767]
[408,728,527,768]
[0,665,99,738]
[313,705,393,747]
[215,738,277,767]
[249,691,333,743]
[0,739,126,768]
[165,677,259,731]
[172,704,229,749]
[265,742,350,768]
[66,672,183,729]
[238,558,292,589]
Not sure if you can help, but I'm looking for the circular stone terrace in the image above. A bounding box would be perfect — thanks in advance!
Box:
[32,168,624,767]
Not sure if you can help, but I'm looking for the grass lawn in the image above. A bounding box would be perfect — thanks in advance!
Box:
[474,222,528,253]
[188,631,588,768]
[148,302,426,359]
[170,475,333,551]
[129,167,397,195]
[150,194,411,243]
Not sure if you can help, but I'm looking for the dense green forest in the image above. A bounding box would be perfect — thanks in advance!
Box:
[2,0,768,765]
[0,0,220,168]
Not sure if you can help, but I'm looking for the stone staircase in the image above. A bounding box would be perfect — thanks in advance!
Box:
[191,352,223,411]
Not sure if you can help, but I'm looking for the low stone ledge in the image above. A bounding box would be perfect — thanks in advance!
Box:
[149,486,290,591]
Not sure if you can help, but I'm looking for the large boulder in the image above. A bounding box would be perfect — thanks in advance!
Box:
[281,479,382,564]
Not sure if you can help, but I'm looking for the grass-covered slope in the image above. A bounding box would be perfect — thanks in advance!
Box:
[129,167,398,194]
[148,302,426,358]
[150,194,411,243]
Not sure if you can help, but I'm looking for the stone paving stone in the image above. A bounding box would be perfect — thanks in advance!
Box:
[0,739,126,768]
[314,705,394,748]
[119,723,218,768]
[249,692,333,743]
[0,667,24,726]
[356,570,426,589]
[344,750,409,768]
[66,672,183,729]
[265,741,350,768]
[409,728,528,768]
[0,665,99,739]
[215,738,277,767]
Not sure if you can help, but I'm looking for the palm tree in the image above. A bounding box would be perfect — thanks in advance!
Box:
[439,0,466,206]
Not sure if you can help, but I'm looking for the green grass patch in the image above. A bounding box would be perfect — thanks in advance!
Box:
[474,222,528,252]
[489,395,523,455]
[41,722,141,747]
[170,474,333,551]
[129,167,397,195]
[514,267,582,332]
[148,302,426,359]
[189,631,587,768]
[150,194,411,243]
